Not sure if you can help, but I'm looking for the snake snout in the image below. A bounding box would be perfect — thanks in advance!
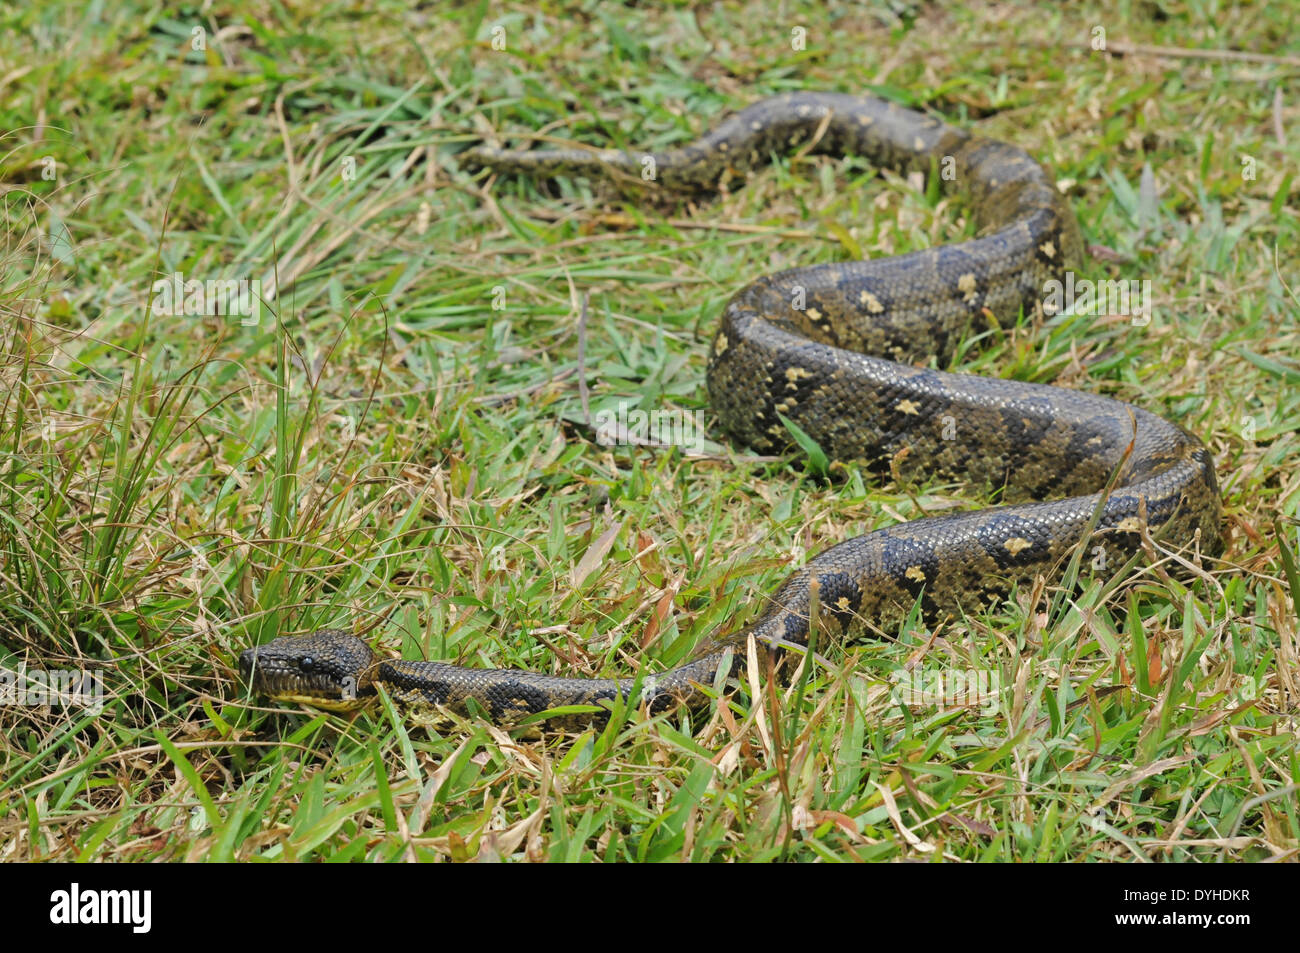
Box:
[237,646,257,680]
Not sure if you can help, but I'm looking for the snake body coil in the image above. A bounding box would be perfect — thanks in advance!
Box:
[241,93,1221,725]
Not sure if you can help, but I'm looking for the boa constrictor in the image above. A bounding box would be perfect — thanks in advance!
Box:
[241,93,1221,726]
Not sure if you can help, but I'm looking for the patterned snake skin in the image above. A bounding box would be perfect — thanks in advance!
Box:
[241,93,1222,726]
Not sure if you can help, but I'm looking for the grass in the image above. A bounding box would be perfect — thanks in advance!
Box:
[0,0,1296,862]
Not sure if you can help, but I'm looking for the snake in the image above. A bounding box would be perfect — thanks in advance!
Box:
[240,92,1222,726]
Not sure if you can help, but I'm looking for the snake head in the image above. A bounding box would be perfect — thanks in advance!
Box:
[239,630,377,711]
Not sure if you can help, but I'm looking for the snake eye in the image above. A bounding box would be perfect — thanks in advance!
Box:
[299,656,314,673]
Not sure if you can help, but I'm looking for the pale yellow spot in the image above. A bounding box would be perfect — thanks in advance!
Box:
[913,137,925,151]
[1039,240,1056,259]
[1003,537,1033,556]
[1116,517,1143,532]
[957,272,979,304]
[859,291,885,313]
[713,333,728,356]
[717,141,729,151]
[805,308,822,322]
[896,399,921,415]
[856,114,873,126]
[905,566,927,583]
[785,367,813,382]
[835,596,852,611]
[750,121,762,130]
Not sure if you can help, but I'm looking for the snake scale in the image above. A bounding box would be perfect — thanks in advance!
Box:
[241,93,1222,726]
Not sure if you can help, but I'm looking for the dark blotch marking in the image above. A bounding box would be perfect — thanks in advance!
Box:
[814,570,864,628]
[485,679,554,719]
[975,513,1052,568]
[998,396,1057,490]
[379,661,450,705]
[782,611,811,646]
[879,533,940,600]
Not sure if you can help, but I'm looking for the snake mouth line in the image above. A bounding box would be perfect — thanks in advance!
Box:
[262,692,367,713]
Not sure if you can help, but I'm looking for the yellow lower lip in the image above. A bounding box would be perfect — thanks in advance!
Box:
[275,694,368,712]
